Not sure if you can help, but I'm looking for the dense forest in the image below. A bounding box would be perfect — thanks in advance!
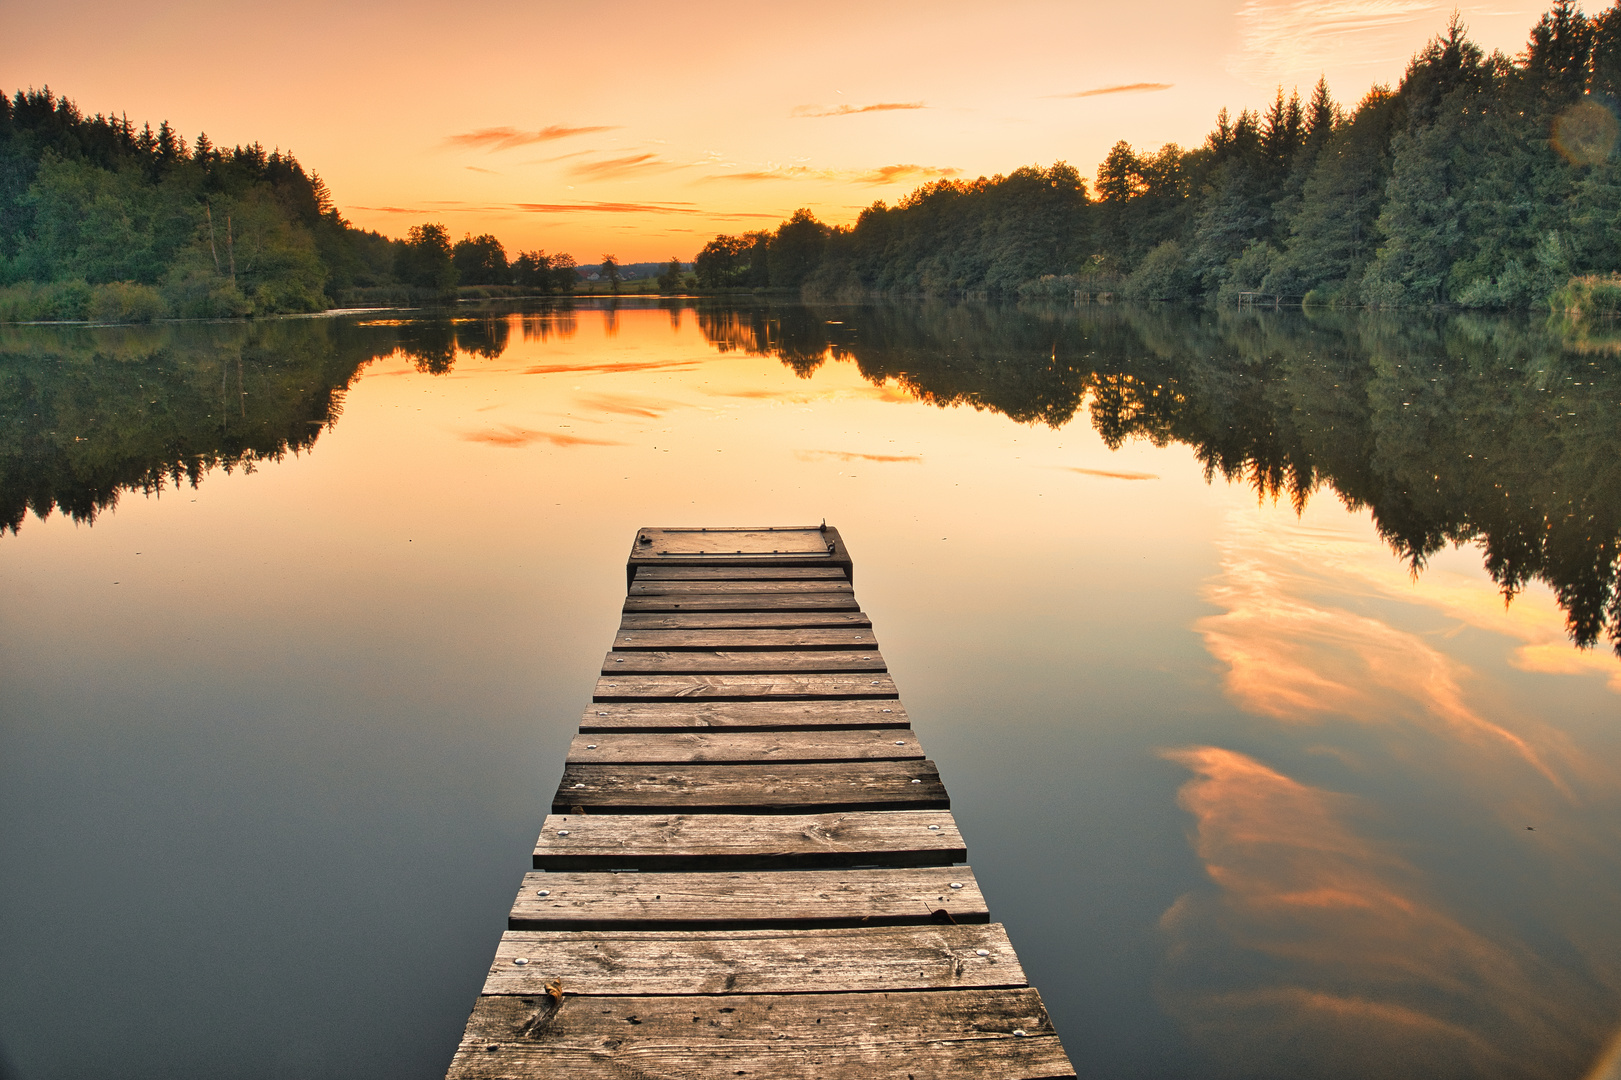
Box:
[697,1,1621,310]
[0,89,580,321]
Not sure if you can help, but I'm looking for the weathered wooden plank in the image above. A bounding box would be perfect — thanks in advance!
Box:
[509,867,987,930]
[579,700,909,732]
[564,729,923,766]
[620,611,872,630]
[612,627,877,651]
[594,673,898,701]
[631,526,836,558]
[532,809,959,871]
[634,566,849,581]
[601,649,886,675]
[551,760,946,814]
[623,593,862,613]
[629,579,855,596]
[447,989,1073,1080]
[482,923,1023,995]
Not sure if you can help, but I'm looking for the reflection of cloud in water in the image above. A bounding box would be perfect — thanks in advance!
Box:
[700,381,917,405]
[460,426,624,448]
[574,393,665,418]
[1159,745,1615,1079]
[1196,510,1575,791]
[1281,521,1621,695]
[796,450,922,464]
[522,359,702,375]
[1057,465,1159,481]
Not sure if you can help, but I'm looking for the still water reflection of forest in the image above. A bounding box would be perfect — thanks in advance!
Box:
[2,301,1619,1080]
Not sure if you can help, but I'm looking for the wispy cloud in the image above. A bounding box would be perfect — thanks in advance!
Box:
[567,153,683,180]
[350,203,508,215]
[464,165,497,174]
[444,124,619,151]
[793,101,927,118]
[1229,0,1441,83]
[853,164,961,185]
[796,449,923,464]
[1056,82,1174,98]
[513,201,700,215]
[461,426,624,448]
[704,168,813,183]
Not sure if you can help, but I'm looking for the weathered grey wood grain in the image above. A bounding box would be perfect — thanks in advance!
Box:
[612,627,877,651]
[509,866,987,930]
[634,566,849,581]
[532,809,959,870]
[601,649,887,675]
[594,673,898,701]
[551,760,946,814]
[482,923,1022,995]
[623,593,862,613]
[446,988,1074,1080]
[578,700,910,731]
[629,579,855,596]
[620,611,872,630]
[564,729,923,766]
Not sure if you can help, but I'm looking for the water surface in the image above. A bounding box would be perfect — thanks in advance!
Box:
[2,301,1619,1080]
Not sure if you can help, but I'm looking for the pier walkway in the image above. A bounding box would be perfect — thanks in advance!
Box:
[445,525,1077,1079]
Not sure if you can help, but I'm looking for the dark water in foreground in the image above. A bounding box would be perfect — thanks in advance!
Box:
[2,300,1619,1080]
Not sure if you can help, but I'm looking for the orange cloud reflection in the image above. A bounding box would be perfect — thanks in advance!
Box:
[1159,745,1615,1078]
[1195,510,1577,792]
[522,359,703,376]
[795,450,923,464]
[460,426,623,448]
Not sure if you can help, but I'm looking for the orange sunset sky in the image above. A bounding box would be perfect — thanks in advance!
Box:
[5,0,1552,262]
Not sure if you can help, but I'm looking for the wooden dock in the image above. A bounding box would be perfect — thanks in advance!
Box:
[445,525,1077,1079]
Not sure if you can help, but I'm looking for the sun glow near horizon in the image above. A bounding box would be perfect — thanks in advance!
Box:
[3,0,1545,260]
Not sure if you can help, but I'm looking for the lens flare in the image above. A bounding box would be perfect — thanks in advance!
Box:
[1553,101,1619,166]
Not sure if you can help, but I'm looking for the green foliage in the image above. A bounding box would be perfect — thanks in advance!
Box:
[657,257,684,294]
[1124,241,1195,300]
[687,4,1621,309]
[1549,273,1621,314]
[86,282,165,322]
[452,233,508,285]
[0,88,579,319]
[395,223,457,291]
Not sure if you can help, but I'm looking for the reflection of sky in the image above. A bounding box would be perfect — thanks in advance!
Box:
[1171,502,1621,1078]
[3,307,1618,1080]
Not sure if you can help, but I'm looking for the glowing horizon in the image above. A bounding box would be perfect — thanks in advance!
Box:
[5,0,1546,262]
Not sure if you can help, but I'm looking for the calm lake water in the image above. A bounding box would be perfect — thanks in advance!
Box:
[2,300,1619,1080]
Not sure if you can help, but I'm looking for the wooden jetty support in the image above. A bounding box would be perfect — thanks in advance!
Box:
[446,525,1077,1079]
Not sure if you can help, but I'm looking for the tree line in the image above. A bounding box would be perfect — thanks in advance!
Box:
[696,1,1621,310]
[0,89,582,321]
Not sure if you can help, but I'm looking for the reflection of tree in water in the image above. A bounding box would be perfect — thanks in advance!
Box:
[694,305,832,377]
[700,302,1621,657]
[520,311,577,343]
[0,315,520,534]
[451,316,511,360]
[398,320,457,373]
